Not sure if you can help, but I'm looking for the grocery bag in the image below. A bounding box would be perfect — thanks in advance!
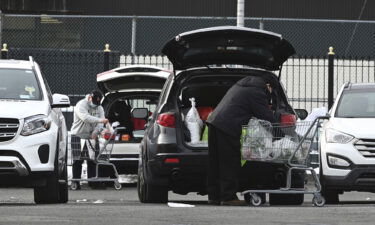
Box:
[185,98,203,143]
[241,118,273,164]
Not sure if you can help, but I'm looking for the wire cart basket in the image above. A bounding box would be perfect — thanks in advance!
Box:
[240,116,328,207]
[69,126,125,190]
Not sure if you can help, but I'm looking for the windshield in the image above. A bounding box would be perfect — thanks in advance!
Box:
[335,89,375,118]
[0,69,41,100]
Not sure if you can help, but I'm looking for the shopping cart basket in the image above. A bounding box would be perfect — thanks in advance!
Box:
[70,125,125,190]
[240,116,328,207]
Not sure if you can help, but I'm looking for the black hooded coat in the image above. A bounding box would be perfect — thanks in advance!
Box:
[206,76,276,138]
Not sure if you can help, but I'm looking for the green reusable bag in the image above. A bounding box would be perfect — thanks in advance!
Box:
[240,127,247,166]
[201,124,209,141]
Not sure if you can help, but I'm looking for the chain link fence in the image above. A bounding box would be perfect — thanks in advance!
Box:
[0,14,374,113]
[2,14,374,56]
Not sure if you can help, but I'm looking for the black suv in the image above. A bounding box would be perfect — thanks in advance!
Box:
[138,26,304,204]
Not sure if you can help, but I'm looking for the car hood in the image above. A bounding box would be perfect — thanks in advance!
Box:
[326,118,375,139]
[162,26,295,71]
[0,100,49,119]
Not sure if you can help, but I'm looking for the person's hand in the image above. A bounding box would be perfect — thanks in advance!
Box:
[101,118,109,124]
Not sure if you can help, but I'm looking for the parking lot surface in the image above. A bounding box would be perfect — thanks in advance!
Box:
[1,185,375,225]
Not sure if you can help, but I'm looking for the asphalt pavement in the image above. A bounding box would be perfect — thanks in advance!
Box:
[1,184,375,225]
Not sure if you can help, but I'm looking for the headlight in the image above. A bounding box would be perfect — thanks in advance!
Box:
[21,115,51,136]
[325,128,354,144]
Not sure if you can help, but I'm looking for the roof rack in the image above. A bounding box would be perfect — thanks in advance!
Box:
[28,56,35,67]
[344,82,351,89]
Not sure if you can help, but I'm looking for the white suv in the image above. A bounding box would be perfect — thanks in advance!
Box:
[0,57,70,204]
[320,82,375,204]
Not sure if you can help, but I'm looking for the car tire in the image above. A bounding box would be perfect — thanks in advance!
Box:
[58,153,69,203]
[34,172,60,204]
[34,136,67,204]
[320,186,339,204]
[269,171,305,205]
[269,193,304,205]
[137,165,168,203]
[319,155,339,204]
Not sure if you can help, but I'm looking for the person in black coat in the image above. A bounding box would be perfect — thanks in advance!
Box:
[206,75,277,206]
[107,100,134,137]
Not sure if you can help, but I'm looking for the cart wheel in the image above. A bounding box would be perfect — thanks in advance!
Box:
[114,181,122,190]
[313,195,325,207]
[70,182,78,191]
[251,194,262,207]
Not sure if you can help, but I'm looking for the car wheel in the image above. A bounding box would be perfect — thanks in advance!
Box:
[58,152,69,203]
[319,173,339,204]
[319,156,339,204]
[137,164,168,203]
[320,187,339,204]
[34,136,67,204]
[34,172,60,204]
[269,171,304,205]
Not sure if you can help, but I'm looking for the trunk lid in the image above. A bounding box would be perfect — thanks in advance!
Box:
[97,65,170,95]
[162,26,295,71]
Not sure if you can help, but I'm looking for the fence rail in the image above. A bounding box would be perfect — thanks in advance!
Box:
[1,46,373,113]
[1,13,374,113]
[1,14,374,57]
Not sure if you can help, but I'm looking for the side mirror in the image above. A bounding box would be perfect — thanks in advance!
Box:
[52,94,70,108]
[132,108,148,119]
[294,109,308,120]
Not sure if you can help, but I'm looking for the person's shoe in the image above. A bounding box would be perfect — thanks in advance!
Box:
[207,200,221,205]
[221,199,247,206]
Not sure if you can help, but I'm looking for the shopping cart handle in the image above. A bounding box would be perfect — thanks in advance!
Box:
[317,115,330,120]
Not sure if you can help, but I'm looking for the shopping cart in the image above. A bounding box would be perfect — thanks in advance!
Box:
[240,116,328,207]
[70,125,125,190]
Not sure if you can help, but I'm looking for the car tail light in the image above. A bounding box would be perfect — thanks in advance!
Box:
[280,114,296,126]
[103,132,115,140]
[164,158,180,164]
[121,134,131,141]
[157,113,175,128]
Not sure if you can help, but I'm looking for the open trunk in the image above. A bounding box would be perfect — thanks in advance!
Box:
[104,92,160,144]
[177,72,254,149]
[176,69,294,149]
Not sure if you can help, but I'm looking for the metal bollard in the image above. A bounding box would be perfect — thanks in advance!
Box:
[1,43,8,59]
[328,47,335,109]
[104,43,111,71]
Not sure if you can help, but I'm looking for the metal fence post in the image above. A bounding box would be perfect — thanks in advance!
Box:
[259,19,264,30]
[104,43,111,71]
[0,11,2,48]
[1,43,8,59]
[131,16,137,64]
[328,46,335,109]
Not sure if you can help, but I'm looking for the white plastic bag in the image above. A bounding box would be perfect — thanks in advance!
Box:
[185,98,203,143]
[242,118,273,160]
[271,136,299,160]
[296,107,327,138]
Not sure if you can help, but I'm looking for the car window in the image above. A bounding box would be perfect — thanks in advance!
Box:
[0,69,41,100]
[335,89,375,118]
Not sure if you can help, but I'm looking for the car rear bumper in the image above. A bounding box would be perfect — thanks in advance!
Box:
[146,152,208,189]
[146,152,301,193]
[109,154,139,174]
